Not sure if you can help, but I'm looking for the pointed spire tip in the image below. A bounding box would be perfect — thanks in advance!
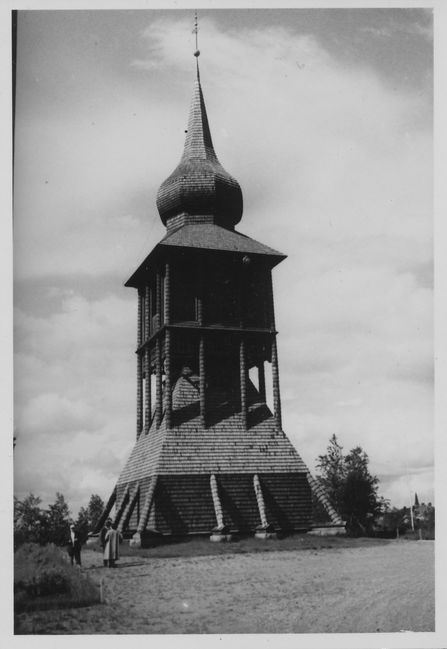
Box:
[193,10,200,59]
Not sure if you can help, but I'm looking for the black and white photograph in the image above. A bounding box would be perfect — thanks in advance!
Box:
[5,0,446,644]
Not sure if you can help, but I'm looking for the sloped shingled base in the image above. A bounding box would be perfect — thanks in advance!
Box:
[120,472,312,536]
[113,376,313,536]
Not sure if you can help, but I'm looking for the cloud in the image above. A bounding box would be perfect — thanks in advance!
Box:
[379,468,434,508]
[360,19,433,42]
[335,399,363,408]
[17,393,103,437]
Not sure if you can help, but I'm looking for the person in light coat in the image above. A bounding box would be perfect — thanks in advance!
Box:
[100,518,112,566]
[104,522,122,568]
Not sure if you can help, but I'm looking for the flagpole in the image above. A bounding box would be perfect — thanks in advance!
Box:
[409,490,415,532]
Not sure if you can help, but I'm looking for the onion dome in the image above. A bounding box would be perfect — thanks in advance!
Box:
[156,66,243,230]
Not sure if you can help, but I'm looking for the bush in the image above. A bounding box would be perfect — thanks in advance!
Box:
[14,543,100,613]
[35,569,69,596]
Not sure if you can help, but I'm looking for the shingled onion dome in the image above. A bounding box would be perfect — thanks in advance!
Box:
[156,66,243,231]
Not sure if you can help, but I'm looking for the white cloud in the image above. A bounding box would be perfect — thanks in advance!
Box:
[360,18,433,42]
[17,393,103,436]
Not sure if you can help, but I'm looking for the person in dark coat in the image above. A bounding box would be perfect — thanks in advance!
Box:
[67,523,82,567]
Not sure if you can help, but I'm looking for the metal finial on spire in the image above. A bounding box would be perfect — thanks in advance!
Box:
[193,10,200,58]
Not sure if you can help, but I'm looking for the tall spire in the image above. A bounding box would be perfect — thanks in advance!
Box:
[181,64,216,163]
[156,14,243,231]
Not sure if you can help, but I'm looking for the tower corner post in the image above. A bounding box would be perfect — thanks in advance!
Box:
[144,284,151,432]
[155,336,162,428]
[197,261,204,326]
[271,336,282,430]
[268,272,282,429]
[165,329,172,429]
[156,267,162,329]
[199,335,206,427]
[164,262,172,429]
[136,289,144,439]
[164,262,171,326]
[240,338,247,429]
[258,361,266,402]
[155,268,163,428]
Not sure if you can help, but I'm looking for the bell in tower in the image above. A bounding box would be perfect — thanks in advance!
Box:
[95,31,344,545]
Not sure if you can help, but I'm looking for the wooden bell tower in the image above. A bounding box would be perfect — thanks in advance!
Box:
[95,45,344,544]
[131,244,284,438]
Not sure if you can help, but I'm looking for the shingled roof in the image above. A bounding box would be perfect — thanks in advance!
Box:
[160,223,285,257]
[124,223,285,287]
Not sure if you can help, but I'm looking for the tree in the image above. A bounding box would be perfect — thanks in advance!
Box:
[316,434,346,513]
[75,494,105,541]
[87,494,104,531]
[14,493,49,546]
[76,506,90,543]
[343,446,383,532]
[316,435,384,536]
[47,492,71,546]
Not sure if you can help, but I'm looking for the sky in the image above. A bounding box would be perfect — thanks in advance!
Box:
[12,7,434,516]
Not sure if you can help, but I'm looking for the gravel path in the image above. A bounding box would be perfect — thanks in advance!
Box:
[15,540,434,634]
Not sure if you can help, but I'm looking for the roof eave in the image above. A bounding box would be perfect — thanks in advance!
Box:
[124,244,286,288]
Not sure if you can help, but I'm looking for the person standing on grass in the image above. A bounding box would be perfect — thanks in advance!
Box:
[67,523,82,567]
[104,521,122,568]
[100,518,112,567]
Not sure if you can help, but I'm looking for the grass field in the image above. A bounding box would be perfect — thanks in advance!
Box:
[92,531,387,558]
[14,536,434,635]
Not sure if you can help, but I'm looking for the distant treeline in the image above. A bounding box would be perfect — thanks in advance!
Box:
[14,492,104,549]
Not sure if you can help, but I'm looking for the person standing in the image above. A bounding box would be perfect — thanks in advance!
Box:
[67,523,82,567]
[104,522,122,568]
[100,518,112,567]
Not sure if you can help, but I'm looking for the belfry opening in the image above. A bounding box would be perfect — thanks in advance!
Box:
[95,37,344,545]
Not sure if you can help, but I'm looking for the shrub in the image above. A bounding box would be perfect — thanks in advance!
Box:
[14,543,100,613]
[35,569,69,596]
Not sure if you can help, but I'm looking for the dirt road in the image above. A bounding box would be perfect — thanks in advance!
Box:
[15,540,434,634]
